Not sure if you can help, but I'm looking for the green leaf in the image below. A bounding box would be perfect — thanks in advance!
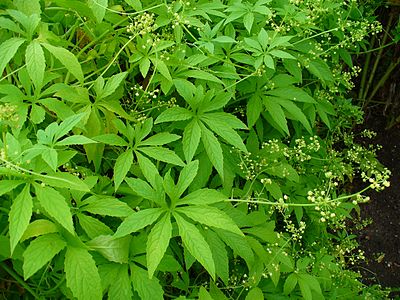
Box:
[269,50,295,59]
[174,212,215,279]
[77,214,113,239]
[176,206,243,236]
[181,70,223,84]
[0,37,25,76]
[200,122,224,178]
[0,17,23,34]
[139,133,179,147]
[245,287,264,300]
[130,264,164,300]
[263,54,275,69]
[147,213,172,278]
[105,264,133,300]
[263,98,289,135]
[98,72,127,100]
[0,180,24,196]
[93,134,128,146]
[199,287,214,300]
[56,135,96,146]
[125,177,160,204]
[139,146,185,166]
[41,148,58,171]
[86,235,131,264]
[30,104,46,124]
[23,234,66,279]
[276,98,312,133]
[25,40,45,89]
[176,160,199,197]
[298,274,322,295]
[88,0,108,23]
[136,152,160,187]
[14,0,41,15]
[306,58,334,84]
[215,229,254,268]
[243,12,254,33]
[173,79,195,102]
[266,87,316,103]
[55,113,86,140]
[205,230,229,284]
[183,119,201,162]
[139,58,151,78]
[36,172,90,192]
[65,246,102,300]
[178,189,226,205]
[205,112,247,129]
[9,184,32,254]
[114,208,164,238]
[298,277,312,300]
[21,219,58,242]
[81,196,133,217]
[284,273,298,295]
[114,150,133,191]
[42,43,84,83]
[201,114,247,152]
[154,107,193,124]
[35,185,74,234]
[152,58,172,81]
[247,94,263,127]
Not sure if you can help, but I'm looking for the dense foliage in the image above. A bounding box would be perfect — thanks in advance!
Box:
[0,0,392,299]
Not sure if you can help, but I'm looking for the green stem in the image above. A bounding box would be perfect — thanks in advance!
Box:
[362,12,394,103]
[358,35,375,101]
[0,262,40,299]
[367,57,400,104]
[226,185,371,207]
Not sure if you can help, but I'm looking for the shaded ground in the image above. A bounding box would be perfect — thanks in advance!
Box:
[354,112,400,297]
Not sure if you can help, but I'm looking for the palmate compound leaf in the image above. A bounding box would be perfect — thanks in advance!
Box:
[9,184,32,254]
[34,184,74,234]
[175,206,243,236]
[173,212,215,279]
[147,212,172,278]
[23,233,66,279]
[65,246,102,300]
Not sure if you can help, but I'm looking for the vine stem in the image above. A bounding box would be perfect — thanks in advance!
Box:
[226,185,372,207]
[0,262,40,299]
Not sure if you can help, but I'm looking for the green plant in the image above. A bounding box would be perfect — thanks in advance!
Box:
[0,0,392,299]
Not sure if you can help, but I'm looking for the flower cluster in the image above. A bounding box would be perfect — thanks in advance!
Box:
[285,219,306,242]
[0,103,19,126]
[307,189,339,223]
[127,12,156,36]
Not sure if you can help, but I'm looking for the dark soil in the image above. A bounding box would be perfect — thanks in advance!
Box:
[354,112,400,296]
[350,5,400,297]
